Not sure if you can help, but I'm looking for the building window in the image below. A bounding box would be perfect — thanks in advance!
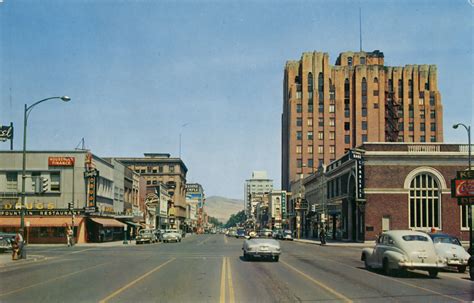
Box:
[329,105,335,113]
[420,110,425,119]
[329,118,335,126]
[307,72,313,92]
[296,117,302,127]
[152,180,158,185]
[50,172,60,191]
[140,169,146,174]
[296,145,302,154]
[318,132,324,140]
[329,132,335,140]
[344,79,350,99]
[146,180,151,185]
[296,91,302,99]
[296,131,302,140]
[347,57,353,66]
[344,135,350,144]
[318,146,324,154]
[430,136,436,142]
[344,109,350,118]
[430,110,436,119]
[362,121,367,130]
[308,91,313,103]
[409,173,441,228]
[6,172,17,191]
[419,98,425,106]
[361,78,367,104]
[398,79,403,98]
[399,122,404,131]
[308,118,313,127]
[169,165,175,173]
[308,145,313,154]
[409,122,414,131]
[344,122,350,131]
[318,73,324,103]
[147,166,152,173]
[318,104,324,113]
[420,123,425,131]
[308,104,313,113]
[297,159,302,168]
[308,159,314,168]
[307,132,313,140]
[461,205,474,229]
[158,166,163,173]
[409,109,414,118]
[362,107,367,117]
[360,57,366,64]
[329,146,335,154]
[318,117,324,127]
[408,79,413,98]
[431,123,436,131]
[362,134,368,143]
[420,136,426,142]
[152,168,157,173]
[296,104,302,113]
[373,90,379,96]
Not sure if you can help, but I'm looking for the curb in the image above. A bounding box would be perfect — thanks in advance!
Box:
[294,239,374,248]
[0,254,47,268]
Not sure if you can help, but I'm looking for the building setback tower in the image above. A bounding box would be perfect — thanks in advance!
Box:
[244,171,273,218]
[282,50,443,190]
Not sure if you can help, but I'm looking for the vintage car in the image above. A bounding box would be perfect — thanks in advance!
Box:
[361,230,446,278]
[258,229,273,238]
[160,230,182,243]
[135,229,158,244]
[0,232,15,253]
[281,230,293,241]
[236,228,246,238]
[242,238,281,262]
[428,233,470,273]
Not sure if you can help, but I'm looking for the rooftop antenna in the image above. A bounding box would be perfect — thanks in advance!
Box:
[75,137,86,150]
[359,8,363,52]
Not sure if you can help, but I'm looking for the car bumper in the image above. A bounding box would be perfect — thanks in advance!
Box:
[246,251,280,257]
[398,261,446,269]
[164,238,179,242]
[446,259,468,266]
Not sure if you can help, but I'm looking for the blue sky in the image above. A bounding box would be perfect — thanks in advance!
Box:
[0,0,472,199]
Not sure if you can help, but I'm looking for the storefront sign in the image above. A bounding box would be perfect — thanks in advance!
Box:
[48,157,75,166]
[0,125,13,142]
[352,151,365,200]
[0,209,82,216]
[85,169,99,208]
[452,170,474,205]
[281,192,287,218]
[2,202,55,210]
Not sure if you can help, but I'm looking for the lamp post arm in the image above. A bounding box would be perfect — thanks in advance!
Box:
[26,97,64,119]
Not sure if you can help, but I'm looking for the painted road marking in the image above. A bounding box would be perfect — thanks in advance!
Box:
[99,258,175,303]
[220,257,226,303]
[226,257,235,303]
[281,260,353,303]
[0,262,109,297]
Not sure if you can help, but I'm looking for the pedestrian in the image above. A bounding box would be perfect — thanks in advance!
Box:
[319,226,326,245]
[14,230,24,259]
[67,226,74,247]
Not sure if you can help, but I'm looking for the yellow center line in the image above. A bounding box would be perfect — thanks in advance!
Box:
[281,260,353,303]
[0,262,109,297]
[99,258,175,303]
[226,257,235,303]
[220,257,226,303]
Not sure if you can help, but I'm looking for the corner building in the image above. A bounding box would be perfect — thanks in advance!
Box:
[282,50,443,190]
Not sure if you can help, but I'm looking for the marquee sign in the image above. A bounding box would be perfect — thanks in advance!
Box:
[85,168,99,208]
[0,209,83,216]
[0,125,13,142]
[48,157,75,166]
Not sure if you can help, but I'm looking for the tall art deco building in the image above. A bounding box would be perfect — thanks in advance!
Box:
[282,50,443,190]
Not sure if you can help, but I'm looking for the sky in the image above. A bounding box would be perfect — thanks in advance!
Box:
[0,0,473,199]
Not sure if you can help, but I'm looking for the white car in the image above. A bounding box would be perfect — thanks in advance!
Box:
[160,230,182,243]
[361,230,446,278]
[242,238,281,262]
[428,233,470,273]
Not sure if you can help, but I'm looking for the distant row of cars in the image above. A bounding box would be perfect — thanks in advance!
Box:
[361,230,473,279]
[225,228,293,241]
[135,229,184,244]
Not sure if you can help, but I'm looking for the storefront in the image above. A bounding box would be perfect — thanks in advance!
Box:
[86,217,127,242]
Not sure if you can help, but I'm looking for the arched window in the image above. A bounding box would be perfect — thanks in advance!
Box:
[318,73,324,104]
[347,57,353,66]
[374,77,378,84]
[344,79,350,98]
[409,173,441,229]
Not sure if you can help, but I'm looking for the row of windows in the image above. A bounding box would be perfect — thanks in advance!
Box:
[296,145,336,154]
[5,172,61,192]
[135,165,177,174]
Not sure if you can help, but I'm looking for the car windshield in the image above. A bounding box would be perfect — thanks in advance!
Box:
[401,235,429,242]
[432,236,461,245]
[284,230,292,235]
[140,230,152,234]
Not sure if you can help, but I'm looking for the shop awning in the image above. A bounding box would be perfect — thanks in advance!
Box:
[125,221,142,228]
[89,218,126,228]
[0,217,83,227]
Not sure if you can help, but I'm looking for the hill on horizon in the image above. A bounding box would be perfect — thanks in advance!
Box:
[205,196,244,224]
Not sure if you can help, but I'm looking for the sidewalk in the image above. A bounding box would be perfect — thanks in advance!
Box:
[0,252,47,268]
[294,238,375,248]
[29,240,138,248]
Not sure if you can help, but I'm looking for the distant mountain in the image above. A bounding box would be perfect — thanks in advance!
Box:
[205,196,244,224]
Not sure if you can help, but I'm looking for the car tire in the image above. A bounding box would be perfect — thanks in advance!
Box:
[273,256,279,262]
[457,266,466,273]
[243,252,249,261]
[428,269,438,278]
[383,259,392,276]
[364,258,371,271]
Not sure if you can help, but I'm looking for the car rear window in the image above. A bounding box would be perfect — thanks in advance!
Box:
[432,236,461,245]
[402,235,428,242]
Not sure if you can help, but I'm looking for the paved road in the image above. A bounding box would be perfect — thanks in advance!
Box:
[0,234,472,302]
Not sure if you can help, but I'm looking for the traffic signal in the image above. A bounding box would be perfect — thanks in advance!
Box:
[41,177,49,193]
[68,202,73,210]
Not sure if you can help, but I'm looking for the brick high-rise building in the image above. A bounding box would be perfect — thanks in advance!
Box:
[282,50,443,190]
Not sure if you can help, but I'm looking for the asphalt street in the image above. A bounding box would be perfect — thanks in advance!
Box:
[0,234,472,303]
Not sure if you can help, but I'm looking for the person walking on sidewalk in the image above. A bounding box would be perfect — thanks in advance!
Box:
[66,226,74,247]
[319,225,327,245]
[14,230,24,259]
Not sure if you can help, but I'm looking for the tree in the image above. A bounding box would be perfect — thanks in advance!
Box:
[208,216,223,227]
[225,210,246,228]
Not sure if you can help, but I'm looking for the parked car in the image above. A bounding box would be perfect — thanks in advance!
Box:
[242,238,281,262]
[160,230,182,243]
[236,228,246,238]
[469,256,474,280]
[361,230,446,278]
[135,229,157,244]
[428,233,470,273]
[258,229,273,238]
[0,232,15,253]
[272,229,281,238]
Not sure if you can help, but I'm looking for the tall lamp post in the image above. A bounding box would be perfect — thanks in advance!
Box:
[453,123,472,254]
[20,96,71,238]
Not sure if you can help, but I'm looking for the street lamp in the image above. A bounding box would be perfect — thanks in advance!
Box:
[453,123,472,254]
[20,96,71,238]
